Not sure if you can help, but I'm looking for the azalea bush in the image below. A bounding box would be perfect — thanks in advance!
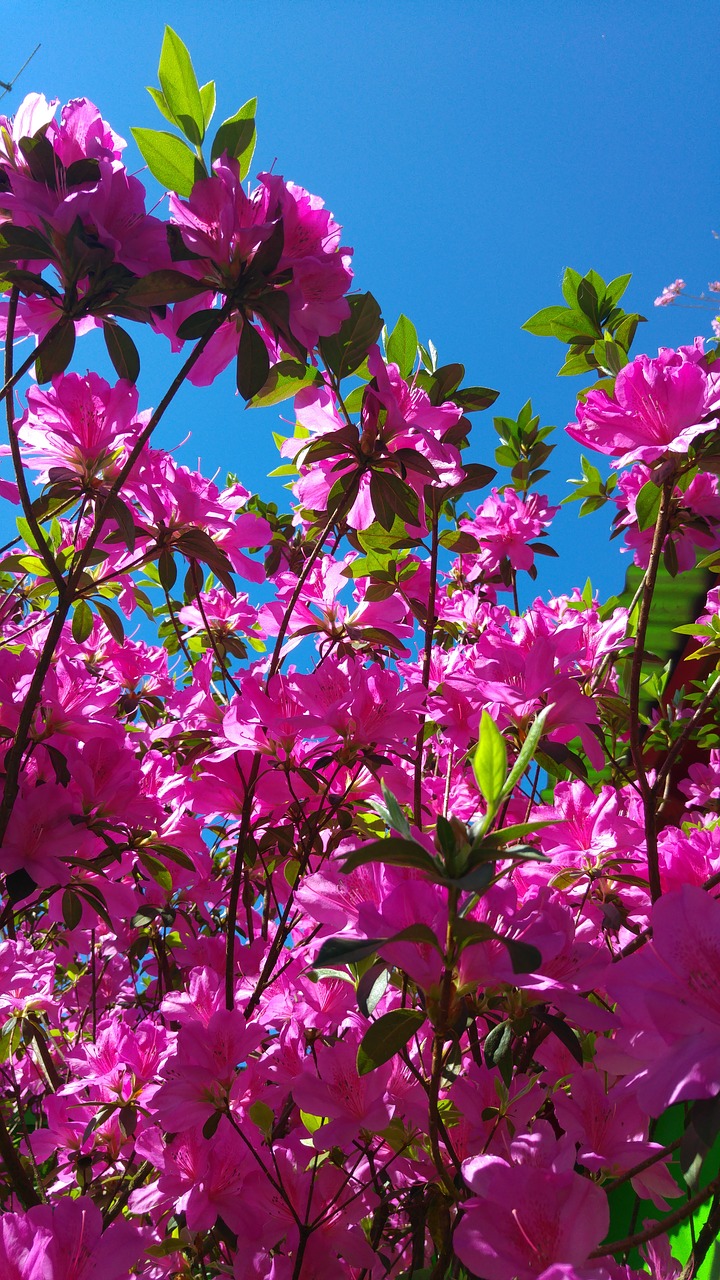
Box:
[1,27,720,1280]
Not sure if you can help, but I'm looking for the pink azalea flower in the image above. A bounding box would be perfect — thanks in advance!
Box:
[11,1198,143,1280]
[165,158,352,382]
[292,1036,394,1146]
[455,1144,609,1280]
[459,488,558,579]
[16,372,147,488]
[608,885,720,1112]
[567,343,720,467]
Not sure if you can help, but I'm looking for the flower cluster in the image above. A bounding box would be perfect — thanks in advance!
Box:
[0,57,719,1280]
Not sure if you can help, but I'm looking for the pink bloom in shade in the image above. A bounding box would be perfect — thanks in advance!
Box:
[16,373,147,487]
[127,448,271,583]
[0,1211,53,1279]
[608,885,720,1113]
[177,586,260,640]
[50,162,171,276]
[679,748,720,809]
[553,1068,680,1209]
[291,1037,394,1147]
[131,1119,253,1234]
[153,1008,264,1130]
[640,1232,683,1280]
[23,1197,143,1280]
[0,778,93,889]
[567,342,720,467]
[658,822,720,893]
[294,652,425,750]
[455,1151,609,1280]
[286,348,465,531]
[227,1136,377,1280]
[531,779,641,883]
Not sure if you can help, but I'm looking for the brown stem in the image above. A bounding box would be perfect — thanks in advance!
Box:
[427,887,460,1197]
[688,1189,720,1277]
[225,499,353,1008]
[0,1107,40,1207]
[627,478,674,902]
[590,1166,720,1258]
[0,322,56,407]
[602,1136,681,1192]
[413,511,440,827]
[0,601,70,849]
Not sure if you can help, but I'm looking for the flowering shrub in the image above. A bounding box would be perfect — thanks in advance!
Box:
[1,27,720,1280]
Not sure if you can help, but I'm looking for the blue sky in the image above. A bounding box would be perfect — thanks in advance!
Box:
[3,1,718,601]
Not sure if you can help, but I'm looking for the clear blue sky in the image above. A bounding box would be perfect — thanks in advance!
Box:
[3,1,717,601]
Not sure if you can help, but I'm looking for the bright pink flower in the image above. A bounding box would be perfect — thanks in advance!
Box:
[16,372,146,488]
[615,464,720,571]
[608,885,720,1112]
[17,1198,143,1280]
[166,158,352,382]
[455,1144,609,1280]
[567,343,720,467]
[459,488,558,579]
[292,1036,394,1146]
[285,348,465,530]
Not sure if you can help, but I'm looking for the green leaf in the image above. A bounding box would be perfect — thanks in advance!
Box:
[315,936,389,967]
[604,273,632,308]
[369,472,419,532]
[130,127,202,196]
[341,837,439,878]
[137,851,173,893]
[522,305,571,337]
[356,1008,426,1075]
[146,86,177,128]
[473,711,507,811]
[175,308,223,341]
[380,781,412,838]
[103,323,140,383]
[484,1020,513,1082]
[199,81,216,132]
[125,269,207,307]
[431,363,464,403]
[501,937,542,973]
[356,963,390,1018]
[386,313,418,379]
[249,360,321,408]
[236,319,270,400]
[71,600,93,644]
[95,600,125,645]
[576,278,600,327]
[635,479,662,531]
[158,27,206,145]
[210,98,257,177]
[35,318,75,382]
[158,550,177,592]
[501,705,553,799]
[61,889,82,930]
[320,292,383,379]
[453,386,499,412]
